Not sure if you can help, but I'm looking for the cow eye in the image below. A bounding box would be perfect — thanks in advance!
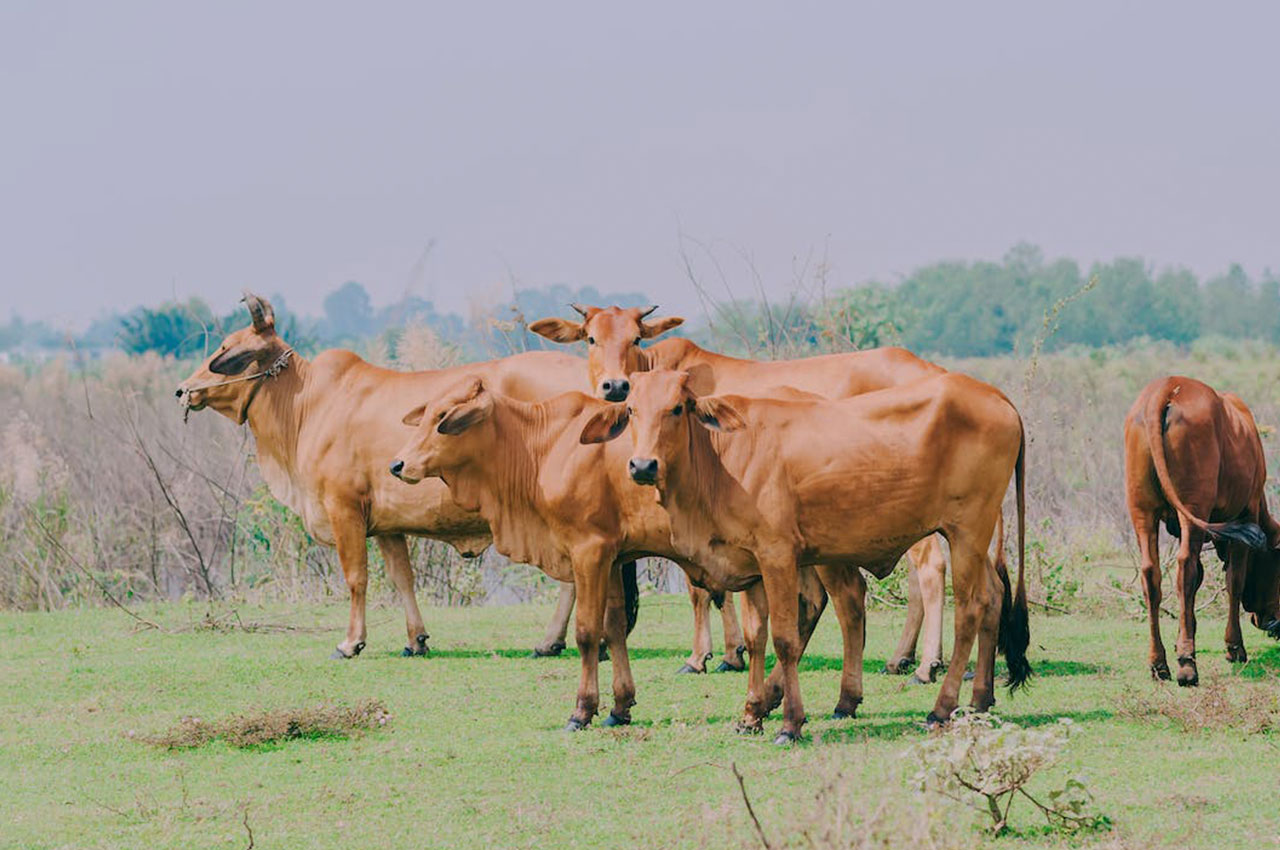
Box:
[671,404,683,416]
[587,336,595,345]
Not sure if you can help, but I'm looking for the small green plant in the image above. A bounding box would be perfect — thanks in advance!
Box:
[904,712,1109,835]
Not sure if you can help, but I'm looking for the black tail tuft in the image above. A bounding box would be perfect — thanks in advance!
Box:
[996,562,1014,660]
[622,561,640,636]
[709,590,726,611]
[1000,586,1033,692]
[1213,521,1268,551]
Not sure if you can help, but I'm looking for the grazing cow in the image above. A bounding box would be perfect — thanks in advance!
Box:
[176,292,619,658]
[1123,376,1280,685]
[389,379,850,731]
[530,304,957,683]
[586,369,1030,741]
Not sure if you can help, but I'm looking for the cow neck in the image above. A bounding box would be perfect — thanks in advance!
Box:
[243,352,309,476]
[662,414,741,535]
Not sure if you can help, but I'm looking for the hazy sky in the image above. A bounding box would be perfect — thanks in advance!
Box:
[3,2,1278,328]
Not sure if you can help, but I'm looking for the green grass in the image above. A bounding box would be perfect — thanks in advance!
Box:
[3,595,1279,849]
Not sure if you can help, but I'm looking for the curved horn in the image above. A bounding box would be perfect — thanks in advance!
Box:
[569,302,590,319]
[242,290,275,332]
[638,304,659,319]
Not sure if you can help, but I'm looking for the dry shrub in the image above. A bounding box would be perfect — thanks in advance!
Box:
[144,699,391,749]
[1116,677,1280,734]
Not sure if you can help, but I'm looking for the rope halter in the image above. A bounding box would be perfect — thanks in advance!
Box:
[180,348,294,423]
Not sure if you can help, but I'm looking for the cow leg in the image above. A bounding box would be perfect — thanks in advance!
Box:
[715,592,748,672]
[969,561,1003,713]
[759,566,827,716]
[376,535,429,656]
[736,581,770,734]
[1174,523,1206,687]
[566,545,612,730]
[816,565,866,720]
[885,561,923,674]
[679,586,715,673]
[908,537,947,684]
[760,557,806,744]
[928,540,991,724]
[1225,544,1249,663]
[602,565,637,725]
[328,505,369,660]
[1132,512,1169,679]
[533,582,575,657]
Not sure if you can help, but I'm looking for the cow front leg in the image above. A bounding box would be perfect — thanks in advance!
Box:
[817,565,866,719]
[376,535,429,656]
[533,582,575,657]
[602,564,637,726]
[1225,544,1249,663]
[566,546,612,730]
[758,565,827,717]
[760,557,806,744]
[1174,526,1206,686]
[679,586,715,673]
[328,504,369,660]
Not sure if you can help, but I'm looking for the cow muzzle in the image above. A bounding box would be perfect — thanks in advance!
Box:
[600,378,630,402]
[628,457,659,485]
[389,459,423,485]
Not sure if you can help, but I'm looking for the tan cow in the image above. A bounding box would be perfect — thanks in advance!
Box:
[176,293,606,658]
[1124,375,1280,685]
[530,304,955,682]
[389,379,857,731]
[586,369,1030,741]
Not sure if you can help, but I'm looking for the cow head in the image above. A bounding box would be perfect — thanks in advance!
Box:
[580,369,745,488]
[529,304,684,402]
[1243,546,1280,637]
[390,375,494,484]
[175,292,290,424]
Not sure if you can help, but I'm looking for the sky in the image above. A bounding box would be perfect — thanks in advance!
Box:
[2,2,1278,329]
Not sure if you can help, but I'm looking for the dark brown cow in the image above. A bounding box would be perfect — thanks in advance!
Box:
[176,293,599,658]
[587,369,1030,741]
[1124,375,1280,685]
[530,304,956,682]
[389,379,855,732]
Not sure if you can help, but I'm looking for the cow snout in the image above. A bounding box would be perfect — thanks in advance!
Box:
[628,457,659,484]
[601,378,630,402]
[389,459,405,478]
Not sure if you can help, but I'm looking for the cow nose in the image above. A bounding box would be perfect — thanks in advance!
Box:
[175,388,185,398]
[628,457,659,483]
[601,379,630,402]
[390,460,405,478]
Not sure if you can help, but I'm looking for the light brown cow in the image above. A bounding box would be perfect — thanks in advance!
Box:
[586,369,1030,741]
[389,379,853,731]
[1124,376,1280,685]
[530,304,954,682]
[176,293,599,658]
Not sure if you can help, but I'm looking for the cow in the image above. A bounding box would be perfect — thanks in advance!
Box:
[584,369,1031,742]
[529,304,958,683]
[1123,375,1280,686]
[176,292,622,659]
[388,378,855,732]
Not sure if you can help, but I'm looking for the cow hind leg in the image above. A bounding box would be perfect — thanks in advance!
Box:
[1132,512,1169,680]
[908,538,947,685]
[533,581,575,658]
[736,582,771,734]
[885,556,924,674]
[376,535,429,656]
[602,565,637,726]
[715,593,748,672]
[928,539,991,724]
[679,586,716,674]
[328,504,370,660]
[1174,524,1206,687]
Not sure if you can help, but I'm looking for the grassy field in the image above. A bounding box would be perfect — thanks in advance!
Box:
[3,594,1279,850]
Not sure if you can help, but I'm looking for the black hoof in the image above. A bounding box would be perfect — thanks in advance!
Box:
[1226,643,1248,664]
[676,663,704,675]
[882,656,914,675]
[962,670,976,681]
[924,711,950,728]
[601,712,631,727]
[329,649,349,660]
[564,717,589,732]
[531,641,566,659]
[714,660,746,673]
[400,647,414,657]
[773,730,799,746]
[906,673,929,687]
[599,645,610,662]
[1151,662,1171,681]
[831,705,859,721]
[734,721,764,736]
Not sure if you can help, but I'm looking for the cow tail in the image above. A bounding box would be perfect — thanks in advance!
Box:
[622,561,640,636]
[1001,417,1033,692]
[1144,379,1267,550]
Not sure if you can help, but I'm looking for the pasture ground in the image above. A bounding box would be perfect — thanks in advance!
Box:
[3,594,1279,849]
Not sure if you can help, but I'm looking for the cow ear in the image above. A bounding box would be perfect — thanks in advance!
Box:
[693,396,746,432]
[580,405,630,444]
[438,393,493,435]
[640,315,684,339]
[528,318,586,343]
[401,404,427,427]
